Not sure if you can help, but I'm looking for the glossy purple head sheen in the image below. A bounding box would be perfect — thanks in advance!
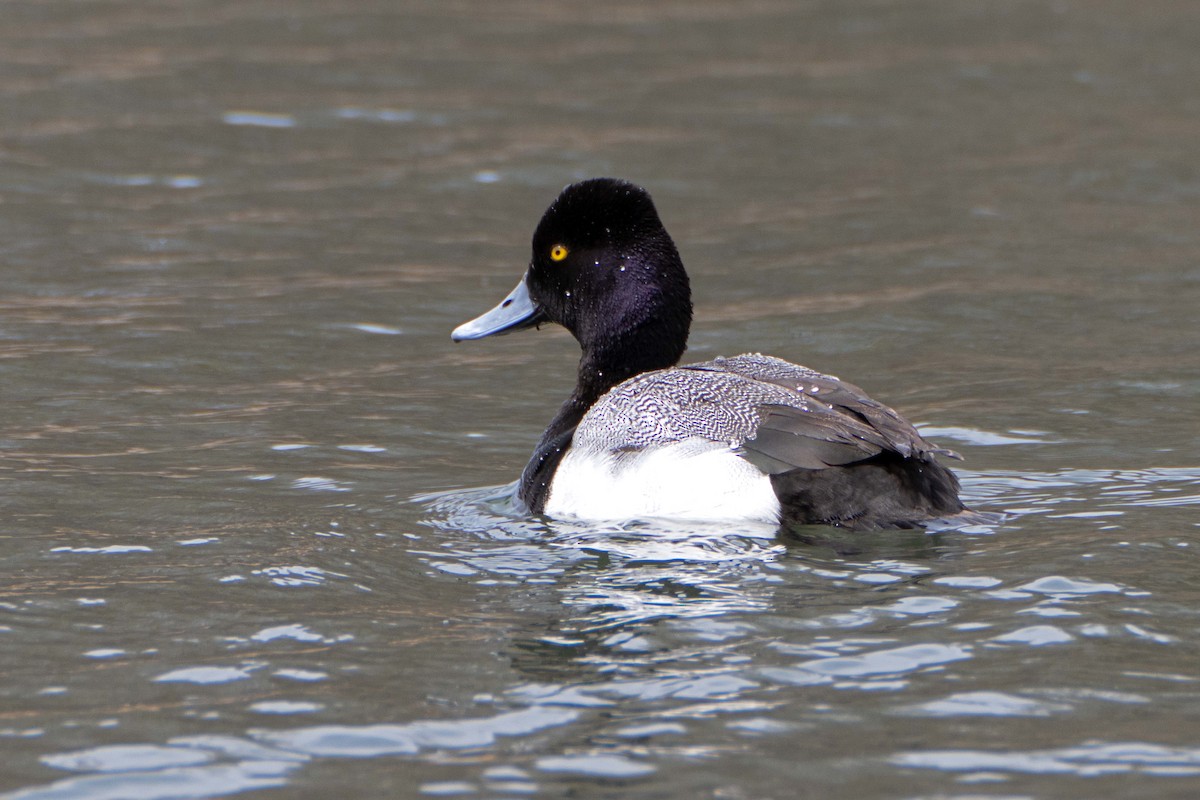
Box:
[526,179,693,368]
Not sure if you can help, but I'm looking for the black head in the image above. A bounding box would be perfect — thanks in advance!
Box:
[526,178,691,351]
[453,178,693,380]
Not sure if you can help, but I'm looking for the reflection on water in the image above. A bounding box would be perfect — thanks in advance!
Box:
[5,460,1198,797]
[894,742,1200,779]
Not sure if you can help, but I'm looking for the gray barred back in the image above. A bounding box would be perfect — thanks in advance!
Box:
[572,353,954,472]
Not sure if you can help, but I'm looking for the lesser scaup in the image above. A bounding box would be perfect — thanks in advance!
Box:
[452,178,967,529]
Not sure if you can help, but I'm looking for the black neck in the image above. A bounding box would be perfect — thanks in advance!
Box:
[518,317,688,512]
[528,333,683,463]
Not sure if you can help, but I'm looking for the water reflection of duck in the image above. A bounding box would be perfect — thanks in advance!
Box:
[453,178,968,530]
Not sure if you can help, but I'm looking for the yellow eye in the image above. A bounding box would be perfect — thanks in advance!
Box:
[549,244,569,262]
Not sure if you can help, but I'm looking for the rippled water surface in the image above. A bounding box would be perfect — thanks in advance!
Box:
[2,1,1198,798]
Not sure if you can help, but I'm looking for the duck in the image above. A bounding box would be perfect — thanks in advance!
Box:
[452,178,968,529]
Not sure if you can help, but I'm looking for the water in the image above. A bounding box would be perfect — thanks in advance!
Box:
[2,1,1198,797]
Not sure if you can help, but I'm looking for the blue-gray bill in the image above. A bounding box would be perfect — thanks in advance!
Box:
[451,277,545,341]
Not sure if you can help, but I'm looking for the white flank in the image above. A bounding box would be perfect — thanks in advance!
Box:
[544,438,780,524]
